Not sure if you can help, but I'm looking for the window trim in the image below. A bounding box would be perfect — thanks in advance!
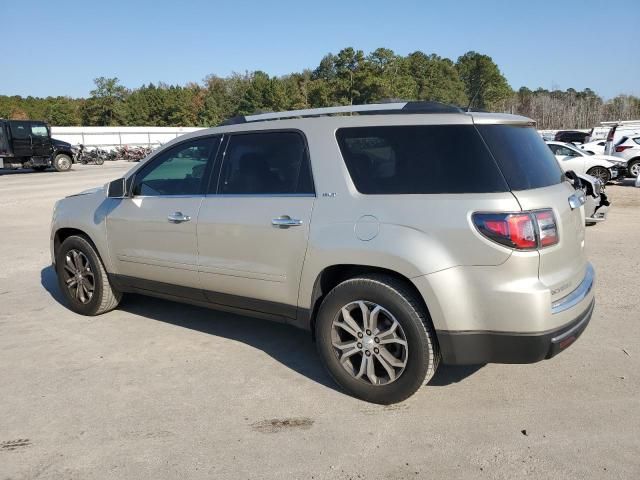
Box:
[208,128,316,197]
[130,134,223,198]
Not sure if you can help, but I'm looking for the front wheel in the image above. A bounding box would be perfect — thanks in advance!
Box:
[315,274,439,404]
[628,160,640,178]
[55,235,122,315]
[53,153,72,172]
[586,166,611,184]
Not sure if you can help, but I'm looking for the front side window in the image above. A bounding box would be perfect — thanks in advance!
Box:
[31,124,48,137]
[132,137,219,196]
[216,131,313,195]
[551,145,579,157]
[336,125,508,194]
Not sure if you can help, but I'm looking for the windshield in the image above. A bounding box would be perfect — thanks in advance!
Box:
[476,125,564,191]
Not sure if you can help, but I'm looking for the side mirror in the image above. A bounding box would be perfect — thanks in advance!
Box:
[107,178,127,198]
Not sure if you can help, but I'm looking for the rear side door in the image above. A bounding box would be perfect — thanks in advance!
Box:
[106,136,221,295]
[196,130,315,318]
[8,121,32,157]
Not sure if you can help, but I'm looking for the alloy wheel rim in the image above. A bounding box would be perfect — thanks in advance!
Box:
[62,249,95,304]
[590,167,608,184]
[631,163,640,177]
[331,301,408,386]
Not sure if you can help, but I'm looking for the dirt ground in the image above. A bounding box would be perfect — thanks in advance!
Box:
[1,162,639,479]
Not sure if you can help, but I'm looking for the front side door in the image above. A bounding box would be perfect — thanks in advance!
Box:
[197,131,315,318]
[106,136,221,296]
[550,144,585,174]
[29,122,53,157]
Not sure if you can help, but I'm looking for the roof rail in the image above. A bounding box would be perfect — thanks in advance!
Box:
[600,120,640,126]
[219,101,463,125]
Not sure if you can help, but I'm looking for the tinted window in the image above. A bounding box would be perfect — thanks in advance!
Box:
[217,131,312,195]
[477,125,563,191]
[634,138,640,146]
[336,125,508,194]
[9,122,29,139]
[133,137,219,196]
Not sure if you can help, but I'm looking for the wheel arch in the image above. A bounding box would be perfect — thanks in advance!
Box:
[305,264,434,340]
[53,228,103,265]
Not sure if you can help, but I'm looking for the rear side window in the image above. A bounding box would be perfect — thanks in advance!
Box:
[477,125,564,191]
[217,131,313,195]
[336,125,508,194]
[634,138,640,146]
[9,122,29,139]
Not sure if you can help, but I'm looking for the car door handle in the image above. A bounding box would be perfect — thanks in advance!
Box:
[272,215,303,228]
[167,212,191,223]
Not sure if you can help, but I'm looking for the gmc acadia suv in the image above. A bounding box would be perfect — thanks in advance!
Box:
[50,102,595,404]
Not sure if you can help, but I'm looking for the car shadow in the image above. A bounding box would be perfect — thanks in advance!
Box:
[611,178,639,187]
[40,265,481,394]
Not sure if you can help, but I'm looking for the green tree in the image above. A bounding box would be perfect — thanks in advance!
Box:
[455,51,511,109]
[81,77,128,125]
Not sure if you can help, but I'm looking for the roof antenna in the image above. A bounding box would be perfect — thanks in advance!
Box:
[466,80,486,112]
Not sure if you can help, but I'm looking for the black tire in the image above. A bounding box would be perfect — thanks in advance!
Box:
[315,274,439,404]
[96,157,104,165]
[53,153,72,172]
[628,159,640,178]
[586,166,611,184]
[55,235,122,316]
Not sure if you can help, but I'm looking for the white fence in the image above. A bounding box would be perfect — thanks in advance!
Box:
[50,126,205,150]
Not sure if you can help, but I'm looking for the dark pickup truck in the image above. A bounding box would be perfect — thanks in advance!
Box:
[0,119,74,172]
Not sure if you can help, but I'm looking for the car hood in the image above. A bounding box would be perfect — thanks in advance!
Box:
[67,186,104,198]
[52,138,72,149]
[592,154,624,164]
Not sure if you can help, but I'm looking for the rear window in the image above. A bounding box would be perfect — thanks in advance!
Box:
[476,125,564,191]
[336,125,509,194]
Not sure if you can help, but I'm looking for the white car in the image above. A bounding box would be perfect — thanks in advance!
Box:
[576,173,609,225]
[612,135,640,178]
[579,140,607,155]
[546,141,623,183]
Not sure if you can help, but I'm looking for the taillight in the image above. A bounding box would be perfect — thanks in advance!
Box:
[473,209,559,250]
[615,145,632,152]
[534,210,559,247]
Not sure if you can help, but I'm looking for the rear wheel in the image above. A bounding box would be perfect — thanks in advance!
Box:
[586,166,610,184]
[628,159,640,178]
[55,235,121,315]
[53,153,72,172]
[315,274,439,404]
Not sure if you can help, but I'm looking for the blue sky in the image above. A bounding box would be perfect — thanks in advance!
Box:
[2,0,638,99]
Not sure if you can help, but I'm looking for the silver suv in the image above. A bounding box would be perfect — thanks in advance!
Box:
[50,102,595,404]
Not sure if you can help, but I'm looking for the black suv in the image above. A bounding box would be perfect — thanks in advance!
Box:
[554,130,589,144]
[0,119,74,172]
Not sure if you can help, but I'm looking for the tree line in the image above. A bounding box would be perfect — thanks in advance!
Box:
[1,48,638,130]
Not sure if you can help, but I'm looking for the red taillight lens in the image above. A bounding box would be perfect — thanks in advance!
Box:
[473,209,558,250]
[615,145,632,152]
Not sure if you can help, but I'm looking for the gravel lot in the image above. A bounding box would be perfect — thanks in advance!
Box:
[1,162,639,480]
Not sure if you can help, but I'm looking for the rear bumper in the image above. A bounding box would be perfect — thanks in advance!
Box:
[437,299,594,364]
